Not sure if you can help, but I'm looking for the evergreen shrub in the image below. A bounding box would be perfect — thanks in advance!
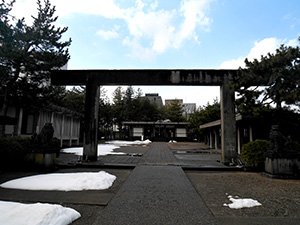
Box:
[241,139,270,166]
[12,137,31,152]
[0,138,25,169]
[0,137,60,170]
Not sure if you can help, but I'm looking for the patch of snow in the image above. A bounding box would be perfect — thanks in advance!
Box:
[223,195,262,209]
[106,139,152,146]
[97,144,125,156]
[0,200,80,225]
[61,144,124,156]
[61,140,151,156]
[61,147,84,156]
[0,171,116,191]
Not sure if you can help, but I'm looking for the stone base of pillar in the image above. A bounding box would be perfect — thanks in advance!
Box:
[264,151,300,179]
[83,155,98,162]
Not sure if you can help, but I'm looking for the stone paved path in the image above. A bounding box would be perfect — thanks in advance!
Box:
[138,141,179,165]
[93,142,216,225]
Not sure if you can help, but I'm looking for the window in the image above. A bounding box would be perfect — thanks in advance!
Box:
[176,128,187,137]
[133,127,143,137]
[21,113,35,134]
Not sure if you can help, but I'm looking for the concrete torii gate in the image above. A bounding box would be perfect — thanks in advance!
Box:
[51,69,237,164]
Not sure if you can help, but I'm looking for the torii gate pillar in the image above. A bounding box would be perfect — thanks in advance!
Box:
[83,75,100,161]
[220,77,236,164]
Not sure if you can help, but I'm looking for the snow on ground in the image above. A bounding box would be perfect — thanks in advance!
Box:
[61,140,152,156]
[0,171,116,191]
[105,139,152,146]
[223,195,262,209]
[61,144,125,156]
[0,200,80,225]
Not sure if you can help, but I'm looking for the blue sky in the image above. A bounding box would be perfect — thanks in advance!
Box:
[12,0,300,107]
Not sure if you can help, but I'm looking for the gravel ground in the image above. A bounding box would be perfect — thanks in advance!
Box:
[186,171,300,219]
[62,204,105,225]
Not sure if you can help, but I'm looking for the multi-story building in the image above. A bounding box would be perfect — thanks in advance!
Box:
[143,93,163,108]
[182,103,196,119]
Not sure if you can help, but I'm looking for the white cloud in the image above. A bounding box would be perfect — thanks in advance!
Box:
[247,38,281,61]
[219,57,245,69]
[10,0,37,24]
[53,0,126,19]
[10,0,214,61]
[286,38,298,47]
[123,0,213,60]
[97,28,119,40]
[126,9,176,54]
[193,34,201,45]
[176,0,212,47]
[150,0,159,10]
[11,0,126,22]
[122,37,157,62]
[219,37,297,69]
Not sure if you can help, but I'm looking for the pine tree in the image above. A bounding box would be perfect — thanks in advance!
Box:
[234,39,300,114]
[165,101,186,122]
[188,99,220,140]
[0,0,71,136]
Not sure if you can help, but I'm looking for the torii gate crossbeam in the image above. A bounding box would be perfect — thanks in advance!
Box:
[51,69,237,164]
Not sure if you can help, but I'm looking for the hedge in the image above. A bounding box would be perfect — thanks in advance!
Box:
[0,137,60,170]
[0,138,26,169]
[241,139,270,166]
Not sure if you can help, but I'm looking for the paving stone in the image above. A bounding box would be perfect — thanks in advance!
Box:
[93,166,216,225]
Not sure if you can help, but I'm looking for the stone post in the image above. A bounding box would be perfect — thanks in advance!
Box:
[220,74,237,164]
[237,127,241,154]
[209,131,213,148]
[249,125,253,142]
[83,75,100,161]
[17,108,23,136]
[214,131,218,150]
